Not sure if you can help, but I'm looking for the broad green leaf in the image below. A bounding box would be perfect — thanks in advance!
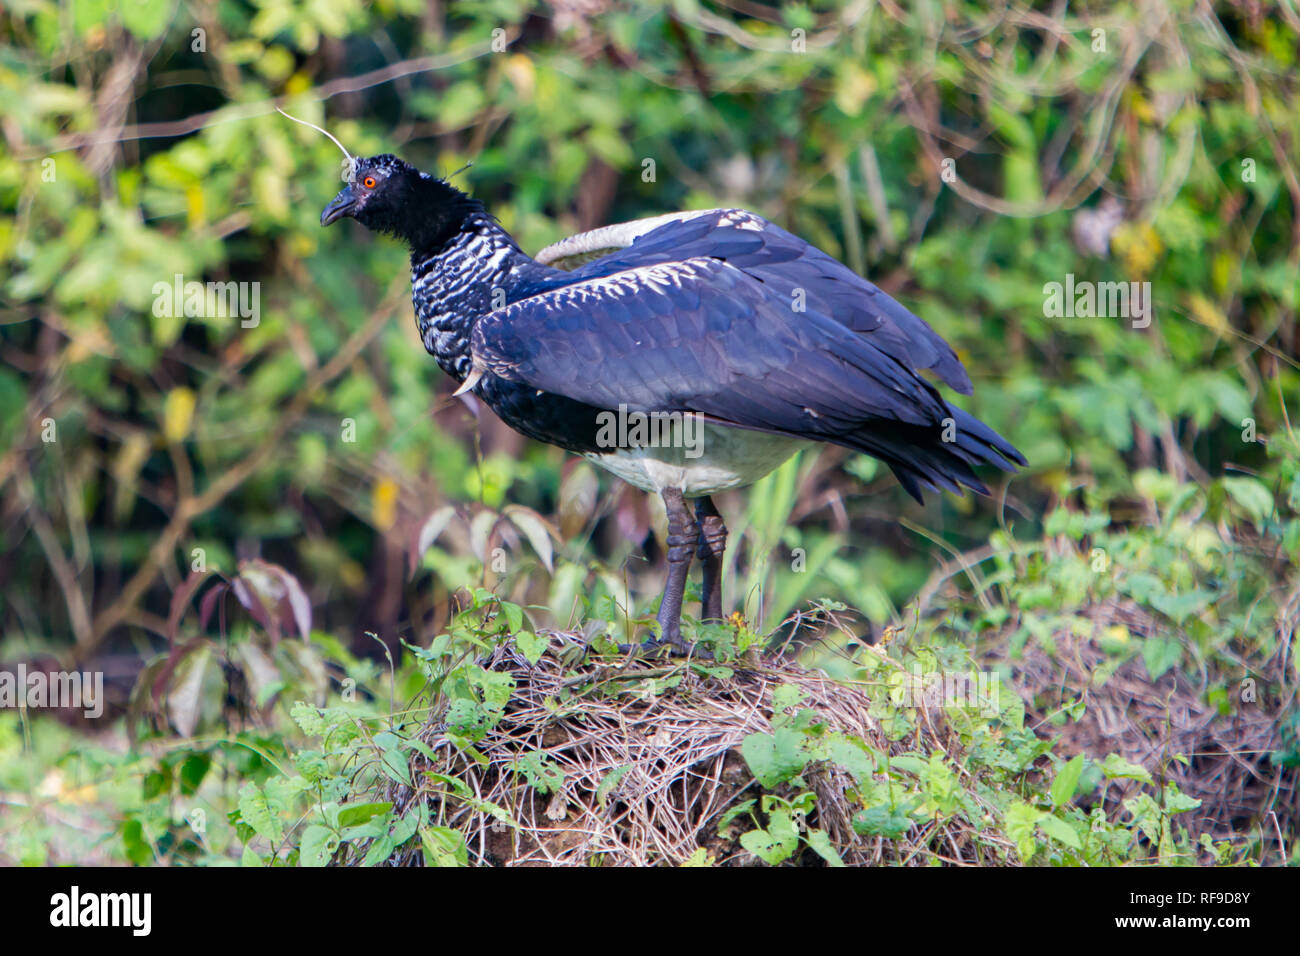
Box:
[1050,755,1086,807]
[1141,635,1183,680]
[237,783,284,846]
[739,809,799,865]
[741,728,809,788]
[1038,815,1082,850]
[515,630,549,665]
[1221,477,1274,529]
[1101,755,1154,785]
[852,804,911,839]
[299,825,338,867]
[805,828,845,866]
[336,801,392,829]
[1003,800,1045,862]
[421,826,468,867]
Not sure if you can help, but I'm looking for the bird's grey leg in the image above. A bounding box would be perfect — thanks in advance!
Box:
[656,487,699,651]
[694,496,728,622]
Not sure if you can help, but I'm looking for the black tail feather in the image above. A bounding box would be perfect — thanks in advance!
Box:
[837,404,1023,504]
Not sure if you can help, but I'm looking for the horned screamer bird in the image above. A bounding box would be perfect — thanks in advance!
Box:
[320,154,1025,652]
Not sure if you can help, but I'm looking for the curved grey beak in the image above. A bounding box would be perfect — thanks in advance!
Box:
[321,185,356,226]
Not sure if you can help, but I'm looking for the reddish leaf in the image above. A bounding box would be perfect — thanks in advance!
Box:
[166,569,213,649]
[273,566,312,640]
[151,637,204,707]
[167,643,213,737]
[231,573,278,643]
[198,582,229,632]
[233,559,312,643]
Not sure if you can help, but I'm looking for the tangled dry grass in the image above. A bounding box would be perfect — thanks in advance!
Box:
[366,632,1008,866]
[993,593,1297,862]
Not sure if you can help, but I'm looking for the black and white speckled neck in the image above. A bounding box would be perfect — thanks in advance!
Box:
[409,211,555,381]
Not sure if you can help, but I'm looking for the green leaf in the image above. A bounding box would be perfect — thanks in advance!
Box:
[420,826,469,867]
[771,683,806,713]
[121,817,152,866]
[290,701,328,737]
[515,630,549,665]
[389,809,419,846]
[852,804,911,839]
[596,766,629,807]
[741,728,809,788]
[468,666,515,711]
[1221,476,1274,529]
[513,752,564,794]
[294,750,329,783]
[299,825,338,867]
[1141,635,1183,680]
[1149,590,1214,625]
[178,753,211,795]
[237,783,284,846]
[423,771,473,798]
[499,600,524,635]
[827,735,877,782]
[739,809,799,865]
[118,0,169,38]
[1101,755,1154,785]
[805,828,845,866]
[1162,785,1203,814]
[887,755,929,777]
[717,800,756,832]
[1037,815,1082,850]
[1003,800,1045,862]
[361,834,396,867]
[1050,755,1086,807]
[379,747,412,787]
[336,801,392,829]
[72,0,114,36]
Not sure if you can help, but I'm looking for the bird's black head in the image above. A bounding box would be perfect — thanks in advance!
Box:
[321,154,481,253]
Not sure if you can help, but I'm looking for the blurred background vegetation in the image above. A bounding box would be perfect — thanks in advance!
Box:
[0,0,1297,865]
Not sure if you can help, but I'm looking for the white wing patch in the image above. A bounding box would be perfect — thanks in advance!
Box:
[501,259,720,314]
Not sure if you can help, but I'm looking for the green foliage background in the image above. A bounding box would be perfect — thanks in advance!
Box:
[0,0,1297,865]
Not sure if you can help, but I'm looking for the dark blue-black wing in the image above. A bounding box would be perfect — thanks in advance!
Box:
[540,208,974,395]
[473,257,1021,500]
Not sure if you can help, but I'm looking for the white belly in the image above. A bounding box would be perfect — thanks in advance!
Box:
[584,423,808,497]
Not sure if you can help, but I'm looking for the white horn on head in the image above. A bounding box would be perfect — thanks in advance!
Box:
[276,106,357,179]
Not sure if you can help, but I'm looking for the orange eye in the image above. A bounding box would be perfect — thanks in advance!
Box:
[363,176,377,189]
